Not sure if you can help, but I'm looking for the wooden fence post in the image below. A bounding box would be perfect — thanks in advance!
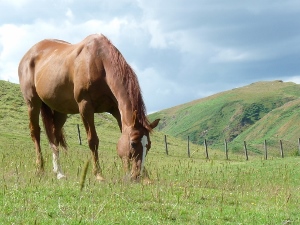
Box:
[204,139,209,159]
[187,136,190,158]
[224,139,228,160]
[77,124,82,145]
[298,138,300,156]
[164,135,168,155]
[244,141,248,161]
[279,140,284,158]
[264,139,267,160]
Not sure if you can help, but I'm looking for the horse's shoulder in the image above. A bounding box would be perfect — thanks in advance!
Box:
[84,33,107,42]
[80,34,111,56]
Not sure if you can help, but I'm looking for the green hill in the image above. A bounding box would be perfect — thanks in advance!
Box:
[149,80,300,153]
[0,80,202,160]
[2,79,300,157]
[0,80,132,151]
[2,81,300,224]
[231,98,300,154]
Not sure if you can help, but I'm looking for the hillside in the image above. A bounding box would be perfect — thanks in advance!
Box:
[231,98,300,153]
[2,82,300,225]
[0,80,129,150]
[149,80,300,152]
[0,80,202,160]
[2,80,300,156]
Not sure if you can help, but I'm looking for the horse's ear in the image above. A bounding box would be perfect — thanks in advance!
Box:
[150,119,160,129]
[131,110,137,127]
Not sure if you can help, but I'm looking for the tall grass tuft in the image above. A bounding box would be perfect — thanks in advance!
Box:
[80,158,90,191]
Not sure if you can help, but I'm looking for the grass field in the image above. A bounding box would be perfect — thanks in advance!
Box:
[1,123,300,224]
[1,80,300,224]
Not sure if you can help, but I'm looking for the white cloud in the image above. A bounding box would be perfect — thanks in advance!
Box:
[0,24,27,60]
[284,76,300,84]
[210,48,252,63]
[0,0,31,7]
[0,23,33,82]
[131,64,186,112]
[0,16,142,83]
[65,8,74,20]
[144,20,167,49]
[1,0,300,112]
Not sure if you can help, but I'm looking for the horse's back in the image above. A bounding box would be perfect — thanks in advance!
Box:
[19,34,108,81]
[18,34,114,114]
[18,35,101,84]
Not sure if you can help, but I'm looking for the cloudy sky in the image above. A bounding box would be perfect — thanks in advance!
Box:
[1,0,300,113]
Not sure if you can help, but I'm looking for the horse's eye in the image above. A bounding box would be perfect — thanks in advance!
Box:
[131,142,137,148]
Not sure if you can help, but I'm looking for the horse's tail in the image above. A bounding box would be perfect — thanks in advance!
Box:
[40,102,67,149]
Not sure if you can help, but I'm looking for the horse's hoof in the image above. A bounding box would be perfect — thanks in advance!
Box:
[57,173,66,179]
[142,178,153,185]
[36,169,45,176]
[96,174,105,181]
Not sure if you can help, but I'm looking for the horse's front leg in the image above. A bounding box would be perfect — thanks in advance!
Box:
[79,100,105,181]
[121,156,129,172]
[131,152,152,183]
[121,156,131,180]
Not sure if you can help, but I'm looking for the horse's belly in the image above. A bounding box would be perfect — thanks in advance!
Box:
[36,84,79,114]
[46,97,79,114]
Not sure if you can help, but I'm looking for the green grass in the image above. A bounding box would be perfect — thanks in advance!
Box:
[1,80,300,224]
[2,139,300,224]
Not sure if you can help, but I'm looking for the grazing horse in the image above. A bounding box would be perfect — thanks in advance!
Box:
[18,34,160,181]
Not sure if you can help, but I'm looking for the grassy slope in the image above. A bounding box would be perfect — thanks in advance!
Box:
[149,80,300,154]
[0,81,122,159]
[231,98,300,154]
[1,80,300,224]
[0,80,199,157]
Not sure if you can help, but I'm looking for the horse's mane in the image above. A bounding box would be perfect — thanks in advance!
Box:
[105,36,152,132]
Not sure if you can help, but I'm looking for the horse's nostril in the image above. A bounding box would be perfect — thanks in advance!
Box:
[131,142,137,148]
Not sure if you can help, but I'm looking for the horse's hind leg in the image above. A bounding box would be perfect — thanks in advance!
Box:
[27,99,43,174]
[51,111,67,179]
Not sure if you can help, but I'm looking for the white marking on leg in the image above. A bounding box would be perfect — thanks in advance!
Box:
[52,150,66,179]
[140,135,148,176]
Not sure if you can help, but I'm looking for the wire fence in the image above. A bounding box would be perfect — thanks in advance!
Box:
[163,135,300,160]
[75,123,300,160]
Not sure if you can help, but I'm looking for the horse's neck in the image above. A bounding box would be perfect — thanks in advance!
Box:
[106,76,134,130]
[119,103,134,131]
[102,56,137,131]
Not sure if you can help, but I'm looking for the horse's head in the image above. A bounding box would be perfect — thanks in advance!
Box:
[117,111,159,181]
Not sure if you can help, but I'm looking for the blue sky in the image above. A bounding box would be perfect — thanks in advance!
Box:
[1,0,300,113]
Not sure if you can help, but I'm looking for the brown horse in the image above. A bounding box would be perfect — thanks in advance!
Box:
[18,34,160,181]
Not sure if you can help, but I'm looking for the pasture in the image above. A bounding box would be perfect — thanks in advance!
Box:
[1,112,300,224]
[1,81,299,224]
